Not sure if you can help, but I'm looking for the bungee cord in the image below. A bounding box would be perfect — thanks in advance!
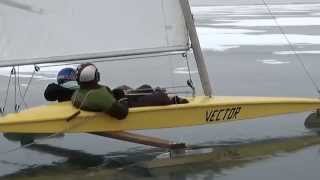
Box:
[17,66,27,110]
[184,52,196,97]
[13,67,18,112]
[0,65,40,114]
[0,68,13,115]
[17,65,40,110]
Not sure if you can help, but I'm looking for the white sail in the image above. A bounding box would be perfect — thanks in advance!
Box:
[0,0,189,66]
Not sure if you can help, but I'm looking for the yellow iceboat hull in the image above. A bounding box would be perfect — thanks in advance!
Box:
[0,96,319,133]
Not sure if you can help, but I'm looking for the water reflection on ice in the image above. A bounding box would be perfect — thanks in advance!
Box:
[192,3,320,16]
[199,28,265,34]
[213,17,320,27]
[274,50,320,55]
[257,59,290,65]
[195,3,320,51]
[198,27,320,51]
[173,67,198,74]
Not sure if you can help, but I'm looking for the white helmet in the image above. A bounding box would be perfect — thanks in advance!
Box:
[76,63,100,84]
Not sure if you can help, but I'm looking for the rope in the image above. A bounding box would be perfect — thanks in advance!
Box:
[165,85,189,89]
[261,0,320,95]
[124,86,189,92]
[125,91,192,96]
[1,69,13,114]
[23,66,38,99]
[0,65,39,114]
[185,53,193,84]
[17,66,27,109]
[13,67,18,112]
[184,52,196,97]
[17,65,39,110]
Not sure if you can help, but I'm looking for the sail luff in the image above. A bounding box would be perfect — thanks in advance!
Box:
[179,0,213,97]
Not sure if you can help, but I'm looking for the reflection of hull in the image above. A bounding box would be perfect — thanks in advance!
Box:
[0,96,320,133]
[138,135,320,170]
[27,144,105,167]
[3,133,64,145]
[3,135,320,180]
[305,112,320,130]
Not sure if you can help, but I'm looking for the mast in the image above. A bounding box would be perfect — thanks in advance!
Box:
[179,0,213,97]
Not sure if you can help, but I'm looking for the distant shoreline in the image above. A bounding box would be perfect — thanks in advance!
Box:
[191,0,320,6]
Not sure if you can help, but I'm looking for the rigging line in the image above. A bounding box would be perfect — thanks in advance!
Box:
[17,66,28,110]
[21,65,38,101]
[1,69,13,114]
[13,67,18,112]
[124,91,192,96]
[261,0,320,95]
[125,85,189,92]
[184,52,196,97]
[164,85,189,89]
[185,52,193,84]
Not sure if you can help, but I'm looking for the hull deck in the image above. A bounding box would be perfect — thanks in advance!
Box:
[0,96,319,133]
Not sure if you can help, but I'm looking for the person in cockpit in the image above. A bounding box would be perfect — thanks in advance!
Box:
[71,63,128,120]
[44,67,78,102]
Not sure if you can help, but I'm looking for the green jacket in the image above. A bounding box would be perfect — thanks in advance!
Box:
[71,85,128,120]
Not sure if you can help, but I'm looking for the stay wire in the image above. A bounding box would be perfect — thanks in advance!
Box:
[17,66,28,110]
[18,65,39,109]
[184,52,196,96]
[261,0,320,95]
[13,67,17,112]
[1,69,13,114]
[185,53,193,85]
